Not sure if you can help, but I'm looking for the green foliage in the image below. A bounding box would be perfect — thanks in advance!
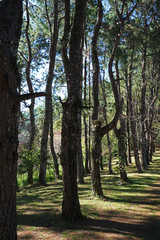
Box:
[18,145,40,175]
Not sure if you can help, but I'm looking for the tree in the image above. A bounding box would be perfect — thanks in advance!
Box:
[61,0,86,220]
[91,0,104,197]
[0,0,23,239]
[25,0,36,184]
[39,0,59,185]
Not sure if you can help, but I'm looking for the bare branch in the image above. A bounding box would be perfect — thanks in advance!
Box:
[17,92,47,101]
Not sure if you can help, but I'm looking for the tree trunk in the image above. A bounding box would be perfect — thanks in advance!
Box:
[25,0,36,185]
[61,102,82,220]
[91,0,103,197]
[126,98,132,164]
[100,63,113,173]
[83,41,90,173]
[39,0,59,185]
[61,0,86,220]
[92,123,103,197]
[114,118,128,182]
[50,105,59,179]
[77,110,85,183]
[127,44,143,173]
[0,1,22,239]
[141,14,148,169]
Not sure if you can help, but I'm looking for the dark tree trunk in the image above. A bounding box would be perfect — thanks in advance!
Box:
[61,0,86,220]
[61,102,82,220]
[114,118,128,182]
[77,109,85,183]
[39,0,59,185]
[91,0,103,197]
[0,1,22,239]
[92,123,103,196]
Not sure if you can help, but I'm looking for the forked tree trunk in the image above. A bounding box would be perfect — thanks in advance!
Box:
[0,1,22,239]
[61,0,86,220]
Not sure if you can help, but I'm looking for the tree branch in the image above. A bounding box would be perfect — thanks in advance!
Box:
[101,98,124,137]
[17,92,47,101]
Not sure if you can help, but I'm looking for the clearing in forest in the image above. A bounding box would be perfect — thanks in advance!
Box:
[17,152,160,240]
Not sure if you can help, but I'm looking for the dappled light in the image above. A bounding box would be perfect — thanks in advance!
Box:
[17,154,160,239]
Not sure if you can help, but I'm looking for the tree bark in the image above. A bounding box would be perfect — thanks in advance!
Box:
[61,0,86,220]
[0,1,22,239]
[91,0,103,197]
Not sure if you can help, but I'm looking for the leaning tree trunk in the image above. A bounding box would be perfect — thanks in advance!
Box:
[0,1,22,239]
[61,0,86,220]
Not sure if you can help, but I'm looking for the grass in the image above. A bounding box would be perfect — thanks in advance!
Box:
[17,152,160,240]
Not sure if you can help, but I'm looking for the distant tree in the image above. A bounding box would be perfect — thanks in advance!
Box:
[0,0,23,239]
[39,0,59,185]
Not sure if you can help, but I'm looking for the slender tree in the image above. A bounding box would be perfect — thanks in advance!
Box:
[39,0,59,185]
[25,0,36,185]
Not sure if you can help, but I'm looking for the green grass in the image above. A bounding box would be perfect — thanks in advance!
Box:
[17,152,160,240]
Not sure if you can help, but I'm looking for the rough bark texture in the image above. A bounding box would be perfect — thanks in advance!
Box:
[39,0,59,185]
[77,110,85,184]
[114,118,128,182]
[61,0,86,220]
[0,1,22,239]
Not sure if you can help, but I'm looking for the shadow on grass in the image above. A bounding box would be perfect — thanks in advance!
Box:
[17,210,160,240]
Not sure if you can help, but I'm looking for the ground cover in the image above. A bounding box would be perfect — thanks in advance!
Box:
[17,152,160,240]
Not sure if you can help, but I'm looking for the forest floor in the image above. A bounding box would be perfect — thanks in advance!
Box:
[17,152,160,240]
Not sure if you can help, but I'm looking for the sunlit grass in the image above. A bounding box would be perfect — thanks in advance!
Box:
[17,152,160,240]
